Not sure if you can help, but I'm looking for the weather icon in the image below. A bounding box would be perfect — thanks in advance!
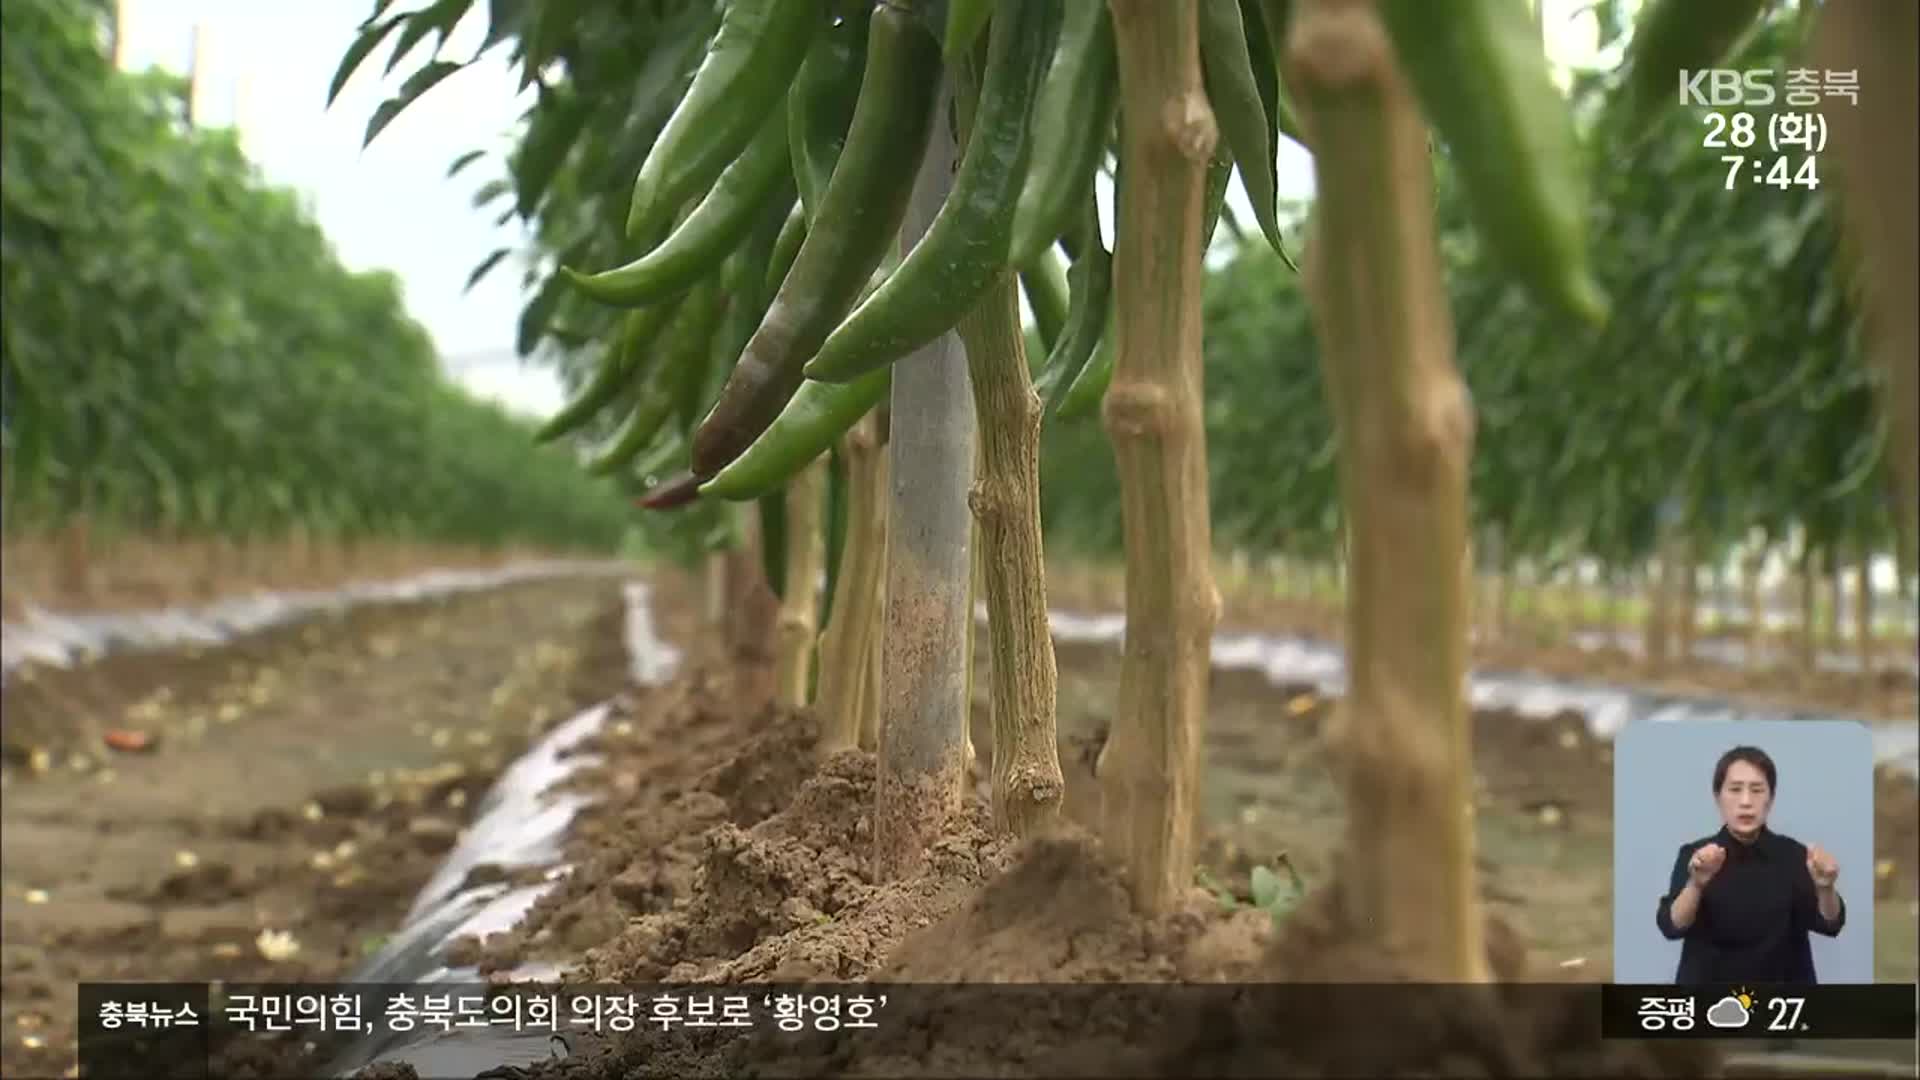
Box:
[1707,988,1755,1029]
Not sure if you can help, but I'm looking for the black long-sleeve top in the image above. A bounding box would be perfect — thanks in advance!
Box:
[1655,825,1846,984]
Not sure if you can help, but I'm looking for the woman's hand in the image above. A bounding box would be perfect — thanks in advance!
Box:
[1807,844,1840,889]
[1688,842,1726,887]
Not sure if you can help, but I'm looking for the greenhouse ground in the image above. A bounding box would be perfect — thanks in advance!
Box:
[0,563,1914,1078]
[0,574,636,1079]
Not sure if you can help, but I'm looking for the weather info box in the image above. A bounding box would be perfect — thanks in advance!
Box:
[1598,982,1918,1039]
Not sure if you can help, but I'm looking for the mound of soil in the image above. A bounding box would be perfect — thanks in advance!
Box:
[1165,883,1717,1080]
[336,577,1915,1078]
[742,865,1717,1078]
[467,657,1016,987]
[485,818,1721,1078]
[414,641,1725,1080]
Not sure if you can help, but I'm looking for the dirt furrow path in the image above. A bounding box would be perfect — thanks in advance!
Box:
[0,573,643,1079]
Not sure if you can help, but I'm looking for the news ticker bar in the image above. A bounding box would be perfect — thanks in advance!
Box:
[74,981,1919,1079]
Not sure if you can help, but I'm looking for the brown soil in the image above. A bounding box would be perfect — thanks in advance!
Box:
[435,641,1725,1079]
[441,642,1013,989]
[406,635,1917,1078]
[0,572,640,1080]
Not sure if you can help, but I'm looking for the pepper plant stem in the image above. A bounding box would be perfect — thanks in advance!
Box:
[815,417,888,757]
[1097,0,1222,915]
[773,454,826,708]
[957,270,1065,838]
[1287,0,1488,981]
[872,75,974,882]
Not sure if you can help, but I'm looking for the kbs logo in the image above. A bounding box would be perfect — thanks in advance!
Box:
[1678,69,1776,108]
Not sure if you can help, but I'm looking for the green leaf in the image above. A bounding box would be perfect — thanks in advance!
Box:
[516,269,568,356]
[446,148,486,177]
[1250,865,1280,909]
[511,89,591,219]
[328,15,404,106]
[484,0,529,51]
[465,247,511,293]
[362,0,403,27]
[384,0,474,76]
[471,176,512,208]
[516,0,573,89]
[363,61,465,147]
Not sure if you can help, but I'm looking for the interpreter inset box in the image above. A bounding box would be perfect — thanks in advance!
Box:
[1611,718,1874,984]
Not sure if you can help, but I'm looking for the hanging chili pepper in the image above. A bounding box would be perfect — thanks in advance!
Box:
[801,0,1062,384]
[690,2,943,479]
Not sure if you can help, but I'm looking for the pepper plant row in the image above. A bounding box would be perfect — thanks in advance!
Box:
[341,1,1362,506]
[1045,6,1900,583]
[340,0,1916,967]
[343,0,1671,511]
[335,0,1907,560]
[533,0,1284,504]
[0,0,633,553]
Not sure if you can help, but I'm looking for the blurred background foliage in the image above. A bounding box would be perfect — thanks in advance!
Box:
[1038,7,1896,581]
[0,0,633,555]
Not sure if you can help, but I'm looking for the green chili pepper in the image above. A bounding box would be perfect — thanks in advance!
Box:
[682,359,724,441]
[691,2,943,480]
[1202,151,1232,247]
[1007,0,1118,268]
[638,470,705,510]
[1377,0,1607,325]
[1049,146,1122,421]
[820,444,848,627]
[755,195,802,308]
[633,427,687,478]
[667,280,728,440]
[790,7,871,225]
[1035,199,1113,416]
[1200,0,1288,260]
[533,303,675,444]
[533,337,626,446]
[1238,0,1287,162]
[587,276,723,476]
[1020,247,1072,354]
[758,486,788,597]
[1254,0,1308,148]
[588,384,676,478]
[680,297,732,438]
[803,0,1061,384]
[680,195,788,441]
[945,0,993,60]
[1054,300,1114,422]
[698,368,892,501]
[568,108,797,307]
[1617,0,1769,139]
[716,194,793,365]
[625,0,819,241]
[766,201,809,298]
[1055,224,1083,262]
